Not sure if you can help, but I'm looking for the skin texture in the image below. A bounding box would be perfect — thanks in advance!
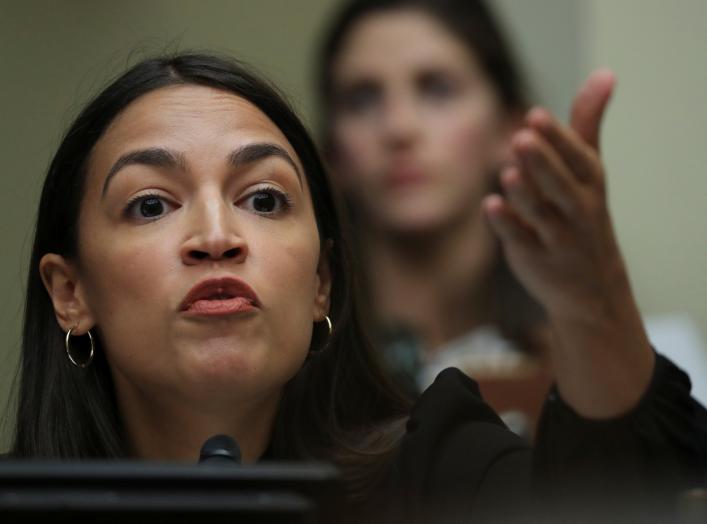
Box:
[39,85,332,461]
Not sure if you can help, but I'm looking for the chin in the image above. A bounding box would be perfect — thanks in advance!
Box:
[183,339,306,394]
[380,206,457,236]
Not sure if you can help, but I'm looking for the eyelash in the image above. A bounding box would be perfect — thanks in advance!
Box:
[341,84,381,115]
[419,75,456,100]
[243,185,294,217]
[124,192,173,222]
[123,185,293,222]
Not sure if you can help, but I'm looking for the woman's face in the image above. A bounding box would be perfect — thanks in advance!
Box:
[64,85,330,405]
[329,9,515,234]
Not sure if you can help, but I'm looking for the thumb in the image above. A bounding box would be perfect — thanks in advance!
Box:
[570,69,616,151]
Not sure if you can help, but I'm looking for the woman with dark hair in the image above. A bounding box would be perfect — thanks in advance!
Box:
[317,0,560,431]
[7,52,707,522]
[13,52,409,492]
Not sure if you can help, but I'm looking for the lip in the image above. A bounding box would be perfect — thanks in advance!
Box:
[180,277,260,317]
[385,165,428,189]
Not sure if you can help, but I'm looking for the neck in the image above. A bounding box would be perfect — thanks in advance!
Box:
[115,380,280,464]
[366,208,499,351]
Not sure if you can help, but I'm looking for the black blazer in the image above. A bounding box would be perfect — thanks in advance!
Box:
[369,354,707,523]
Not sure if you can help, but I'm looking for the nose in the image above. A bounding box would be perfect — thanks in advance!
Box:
[180,197,248,265]
[381,94,421,149]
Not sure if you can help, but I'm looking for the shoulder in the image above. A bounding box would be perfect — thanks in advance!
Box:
[379,368,532,520]
[402,367,530,477]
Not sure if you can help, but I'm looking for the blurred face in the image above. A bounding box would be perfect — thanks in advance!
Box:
[69,85,329,406]
[329,9,515,234]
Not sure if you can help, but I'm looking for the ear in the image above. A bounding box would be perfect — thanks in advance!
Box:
[39,253,96,334]
[313,240,333,321]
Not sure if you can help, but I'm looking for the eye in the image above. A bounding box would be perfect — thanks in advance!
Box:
[338,81,381,115]
[418,72,457,101]
[240,186,293,217]
[125,193,176,222]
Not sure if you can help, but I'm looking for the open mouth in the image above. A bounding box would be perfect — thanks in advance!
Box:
[186,296,255,315]
[207,292,236,300]
[180,278,260,317]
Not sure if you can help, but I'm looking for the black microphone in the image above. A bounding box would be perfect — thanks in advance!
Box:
[198,434,241,465]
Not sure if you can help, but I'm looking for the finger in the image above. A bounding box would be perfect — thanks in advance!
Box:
[500,166,565,247]
[569,69,616,151]
[513,130,579,216]
[483,193,541,250]
[526,107,599,184]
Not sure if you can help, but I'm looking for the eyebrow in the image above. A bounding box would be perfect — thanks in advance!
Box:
[102,142,302,198]
[227,143,302,188]
[102,148,186,198]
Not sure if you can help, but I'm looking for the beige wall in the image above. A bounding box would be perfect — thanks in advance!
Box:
[582,0,707,336]
[1,0,705,449]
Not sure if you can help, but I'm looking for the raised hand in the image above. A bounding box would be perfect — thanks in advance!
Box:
[483,71,654,419]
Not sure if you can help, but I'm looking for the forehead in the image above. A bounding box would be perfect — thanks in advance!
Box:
[332,8,480,83]
[90,84,302,173]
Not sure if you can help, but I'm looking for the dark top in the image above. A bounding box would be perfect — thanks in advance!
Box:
[369,353,707,523]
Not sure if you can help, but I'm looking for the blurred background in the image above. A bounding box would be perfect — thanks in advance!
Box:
[1,0,706,450]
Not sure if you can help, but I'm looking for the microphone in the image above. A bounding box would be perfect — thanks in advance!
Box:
[198,434,242,465]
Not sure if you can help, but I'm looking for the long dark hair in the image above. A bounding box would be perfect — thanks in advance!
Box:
[317,0,546,356]
[12,53,410,499]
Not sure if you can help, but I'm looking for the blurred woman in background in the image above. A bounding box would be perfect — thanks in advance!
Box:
[318,0,557,434]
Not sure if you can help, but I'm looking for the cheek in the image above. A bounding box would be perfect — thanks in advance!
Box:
[430,107,507,183]
[80,230,178,328]
[250,226,321,338]
[76,232,181,380]
[263,234,319,301]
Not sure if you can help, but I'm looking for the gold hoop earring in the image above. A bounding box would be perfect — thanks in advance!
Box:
[65,328,95,368]
[309,315,333,358]
[324,315,333,337]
